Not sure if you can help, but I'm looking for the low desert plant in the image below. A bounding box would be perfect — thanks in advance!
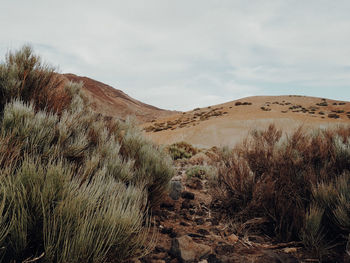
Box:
[213,124,350,260]
[186,165,217,180]
[167,141,198,160]
[0,46,173,262]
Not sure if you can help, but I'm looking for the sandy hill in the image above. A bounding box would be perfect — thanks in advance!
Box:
[63,74,177,123]
[143,95,350,148]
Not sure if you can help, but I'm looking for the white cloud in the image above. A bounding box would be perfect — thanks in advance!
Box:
[1,0,350,109]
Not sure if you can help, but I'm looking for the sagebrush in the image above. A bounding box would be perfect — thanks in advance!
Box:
[0,46,174,262]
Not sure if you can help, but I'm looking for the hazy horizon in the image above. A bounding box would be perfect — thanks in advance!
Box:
[1,0,350,111]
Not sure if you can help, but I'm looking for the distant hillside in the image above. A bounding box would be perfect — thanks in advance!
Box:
[63,74,177,123]
[143,95,350,147]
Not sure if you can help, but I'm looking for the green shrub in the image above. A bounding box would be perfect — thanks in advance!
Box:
[186,165,217,179]
[0,46,173,262]
[167,141,198,160]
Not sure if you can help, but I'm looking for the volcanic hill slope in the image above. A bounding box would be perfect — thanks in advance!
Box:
[63,74,177,123]
[143,95,350,147]
[61,75,350,148]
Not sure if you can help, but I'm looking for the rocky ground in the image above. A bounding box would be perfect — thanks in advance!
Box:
[135,162,317,263]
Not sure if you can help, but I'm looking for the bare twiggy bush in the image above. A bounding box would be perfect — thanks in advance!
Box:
[213,124,350,260]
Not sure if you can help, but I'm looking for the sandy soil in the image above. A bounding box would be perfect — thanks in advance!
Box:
[143,95,350,148]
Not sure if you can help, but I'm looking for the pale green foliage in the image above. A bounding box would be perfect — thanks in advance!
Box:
[167,141,198,160]
[301,205,327,258]
[0,46,173,262]
[304,171,350,259]
[186,165,217,179]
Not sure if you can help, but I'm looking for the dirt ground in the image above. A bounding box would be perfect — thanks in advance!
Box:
[143,95,350,148]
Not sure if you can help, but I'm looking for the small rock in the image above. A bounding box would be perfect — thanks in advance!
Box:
[172,175,182,181]
[161,227,177,238]
[215,244,235,255]
[207,254,222,263]
[227,234,238,244]
[170,235,212,263]
[198,260,208,263]
[181,191,195,200]
[155,246,167,253]
[160,199,175,211]
[170,181,183,200]
[181,199,195,209]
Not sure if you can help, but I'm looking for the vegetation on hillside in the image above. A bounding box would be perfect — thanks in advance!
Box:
[0,46,174,262]
[213,124,350,261]
[167,141,198,160]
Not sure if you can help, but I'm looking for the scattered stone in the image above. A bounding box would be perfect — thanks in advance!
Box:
[161,227,177,238]
[215,244,235,255]
[160,199,175,211]
[181,191,195,200]
[198,260,208,263]
[155,246,167,253]
[181,199,195,209]
[172,175,182,181]
[207,254,222,263]
[170,235,212,263]
[170,181,183,200]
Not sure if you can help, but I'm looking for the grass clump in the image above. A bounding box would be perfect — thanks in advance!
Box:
[0,46,174,262]
[186,165,217,180]
[167,141,198,160]
[213,124,350,261]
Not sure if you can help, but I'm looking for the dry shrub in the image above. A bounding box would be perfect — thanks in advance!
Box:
[213,124,350,260]
[0,45,71,115]
[188,152,212,165]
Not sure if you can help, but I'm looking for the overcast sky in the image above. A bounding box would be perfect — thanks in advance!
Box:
[1,1,350,111]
